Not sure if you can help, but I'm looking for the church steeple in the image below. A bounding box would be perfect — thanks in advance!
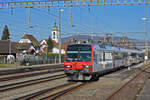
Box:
[52,22,58,31]
[52,22,59,43]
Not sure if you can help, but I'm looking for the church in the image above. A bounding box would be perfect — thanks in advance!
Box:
[40,22,65,54]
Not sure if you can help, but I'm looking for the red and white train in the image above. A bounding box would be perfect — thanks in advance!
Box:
[64,43,144,81]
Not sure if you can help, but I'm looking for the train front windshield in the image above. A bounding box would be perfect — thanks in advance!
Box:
[66,45,92,62]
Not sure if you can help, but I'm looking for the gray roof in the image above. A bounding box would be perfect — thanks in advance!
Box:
[21,34,40,47]
[0,40,18,54]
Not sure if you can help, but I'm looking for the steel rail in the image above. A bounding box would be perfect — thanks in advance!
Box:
[106,64,150,100]
[7,62,144,100]
[14,82,76,100]
[0,64,64,75]
[41,82,87,100]
[0,69,64,82]
[0,74,66,92]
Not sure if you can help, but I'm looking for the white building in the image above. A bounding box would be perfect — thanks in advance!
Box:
[52,22,59,43]
[19,34,40,54]
[40,39,65,54]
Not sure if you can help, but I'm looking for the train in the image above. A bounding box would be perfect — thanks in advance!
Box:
[64,43,144,81]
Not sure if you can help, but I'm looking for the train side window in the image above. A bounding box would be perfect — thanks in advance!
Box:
[123,53,128,59]
[105,52,112,61]
[114,52,124,60]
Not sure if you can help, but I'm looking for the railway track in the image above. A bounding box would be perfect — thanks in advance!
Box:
[0,63,146,100]
[106,64,150,100]
[0,64,64,75]
[0,74,66,92]
[57,62,146,100]
[0,67,64,82]
[12,64,141,100]
[16,64,137,100]
[14,82,87,100]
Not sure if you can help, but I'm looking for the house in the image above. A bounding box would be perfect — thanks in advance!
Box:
[16,43,33,55]
[40,39,65,54]
[19,34,40,54]
[0,40,18,63]
[0,40,18,56]
[40,38,76,54]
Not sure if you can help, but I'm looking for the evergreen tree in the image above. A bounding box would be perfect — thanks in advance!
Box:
[1,25,10,40]
[47,36,54,52]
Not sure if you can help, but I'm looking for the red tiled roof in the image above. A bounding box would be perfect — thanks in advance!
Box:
[42,39,59,47]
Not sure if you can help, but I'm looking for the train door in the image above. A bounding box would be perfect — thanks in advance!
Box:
[93,51,97,72]
[93,50,103,72]
[130,53,137,64]
[123,52,129,67]
[98,51,103,70]
[104,51,113,69]
[114,52,124,68]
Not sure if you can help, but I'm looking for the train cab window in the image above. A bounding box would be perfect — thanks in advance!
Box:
[66,44,92,62]
[79,51,91,61]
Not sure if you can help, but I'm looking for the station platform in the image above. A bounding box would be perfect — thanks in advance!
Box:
[137,76,150,100]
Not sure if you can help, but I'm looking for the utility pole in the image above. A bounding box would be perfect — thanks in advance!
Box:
[145,2,149,65]
[46,45,48,61]
[28,8,31,29]
[9,38,11,63]
[9,38,11,56]
[59,8,63,64]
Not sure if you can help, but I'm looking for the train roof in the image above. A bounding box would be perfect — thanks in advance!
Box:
[93,44,144,53]
[66,43,144,54]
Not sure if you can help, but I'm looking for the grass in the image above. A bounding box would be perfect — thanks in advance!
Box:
[0,64,19,68]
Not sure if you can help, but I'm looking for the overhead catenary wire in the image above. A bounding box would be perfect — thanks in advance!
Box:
[32,7,93,33]
[1,6,111,35]
[0,3,147,41]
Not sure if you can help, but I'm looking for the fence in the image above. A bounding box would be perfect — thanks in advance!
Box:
[0,55,64,66]
[19,55,64,66]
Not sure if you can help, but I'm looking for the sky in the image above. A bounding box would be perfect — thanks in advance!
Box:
[0,1,150,42]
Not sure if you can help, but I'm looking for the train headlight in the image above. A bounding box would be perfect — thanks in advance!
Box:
[65,65,72,68]
[83,65,92,68]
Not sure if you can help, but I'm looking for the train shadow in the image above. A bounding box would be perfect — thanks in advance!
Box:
[68,80,95,82]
